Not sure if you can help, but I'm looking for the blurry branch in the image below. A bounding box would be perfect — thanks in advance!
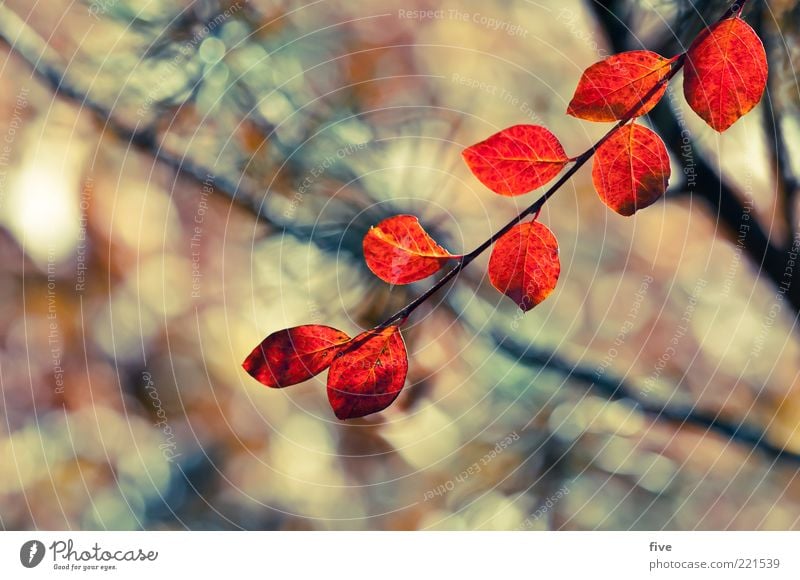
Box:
[0,3,448,287]
[494,333,800,464]
[763,92,799,246]
[760,8,800,245]
[590,0,800,313]
[0,3,309,240]
[0,3,398,265]
[447,287,800,465]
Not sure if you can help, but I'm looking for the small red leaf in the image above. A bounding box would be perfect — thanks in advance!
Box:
[327,326,408,419]
[462,125,569,196]
[592,123,670,216]
[683,17,767,132]
[363,215,458,284]
[243,325,350,388]
[488,221,560,312]
[567,50,675,121]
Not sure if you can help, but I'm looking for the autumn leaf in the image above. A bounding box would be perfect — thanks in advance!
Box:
[242,325,350,388]
[363,215,458,284]
[592,123,670,216]
[488,221,560,312]
[683,16,767,132]
[567,50,676,121]
[327,326,408,419]
[462,124,569,196]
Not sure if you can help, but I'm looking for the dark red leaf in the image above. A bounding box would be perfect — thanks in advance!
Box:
[488,221,560,312]
[683,17,767,132]
[462,124,569,196]
[363,215,458,284]
[327,326,408,420]
[243,325,350,388]
[592,123,670,216]
[567,50,675,121]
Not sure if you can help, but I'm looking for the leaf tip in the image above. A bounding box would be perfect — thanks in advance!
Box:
[565,100,579,118]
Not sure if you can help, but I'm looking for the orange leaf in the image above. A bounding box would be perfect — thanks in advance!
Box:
[488,221,560,312]
[683,17,767,132]
[592,123,670,216]
[242,325,351,388]
[363,215,458,284]
[462,125,569,196]
[567,50,675,121]
[327,326,408,419]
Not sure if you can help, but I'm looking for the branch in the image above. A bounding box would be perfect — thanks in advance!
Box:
[377,0,754,330]
[575,0,800,463]
[0,3,310,240]
[7,0,789,458]
[759,5,800,245]
[494,333,800,464]
[589,0,800,312]
[380,55,691,327]
[446,283,800,464]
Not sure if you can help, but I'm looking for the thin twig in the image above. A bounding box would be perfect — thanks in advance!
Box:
[591,0,800,312]
[494,332,800,464]
[377,0,751,328]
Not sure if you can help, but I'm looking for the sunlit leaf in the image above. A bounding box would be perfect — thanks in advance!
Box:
[243,325,350,388]
[327,326,408,419]
[567,50,675,121]
[488,221,560,312]
[462,125,569,196]
[363,215,458,284]
[683,17,767,132]
[592,123,670,216]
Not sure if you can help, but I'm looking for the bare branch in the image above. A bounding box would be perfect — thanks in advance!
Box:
[494,332,800,464]
[760,5,800,244]
[0,3,304,238]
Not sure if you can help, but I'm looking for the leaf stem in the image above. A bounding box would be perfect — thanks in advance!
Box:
[378,0,745,329]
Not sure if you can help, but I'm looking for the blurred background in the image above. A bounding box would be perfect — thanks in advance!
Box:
[1,0,800,530]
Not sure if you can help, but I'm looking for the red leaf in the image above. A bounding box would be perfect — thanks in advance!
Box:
[488,221,560,312]
[327,326,408,419]
[567,50,675,121]
[363,215,458,284]
[683,17,767,132]
[592,123,670,216]
[462,125,569,196]
[242,325,350,388]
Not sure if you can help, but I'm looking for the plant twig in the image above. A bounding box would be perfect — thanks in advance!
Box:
[378,0,752,328]
[381,62,717,326]
[590,0,800,312]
